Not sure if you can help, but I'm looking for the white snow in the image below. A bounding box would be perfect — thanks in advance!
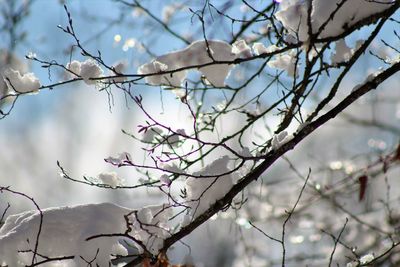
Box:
[240,147,252,158]
[346,253,375,266]
[275,0,395,42]
[131,204,172,254]
[331,39,352,64]
[160,174,172,186]
[272,131,289,150]
[166,133,180,147]
[267,50,298,77]
[105,152,132,165]
[80,59,104,84]
[162,163,182,174]
[185,156,234,220]
[137,40,236,87]
[66,60,81,78]
[252,43,279,55]
[142,126,163,143]
[0,203,132,266]
[0,50,27,106]
[232,39,252,58]
[3,68,40,93]
[66,59,104,85]
[360,253,374,264]
[97,172,122,188]
[351,70,382,92]
[109,61,127,83]
[0,202,175,265]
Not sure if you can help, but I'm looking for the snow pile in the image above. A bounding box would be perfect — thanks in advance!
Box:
[109,61,127,83]
[0,50,27,103]
[161,163,182,174]
[131,204,172,254]
[275,0,394,42]
[142,126,163,143]
[105,152,132,165]
[271,131,290,150]
[160,174,172,186]
[351,69,383,92]
[360,254,374,264]
[0,202,175,265]
[80,59,104,84]
[267,50,298,77]
[0,203,131,266]
[66,60,81,77]
[331,39,352,64]
[66,59,104,85]
[232,40,252,58]
[3,68,40,93]
[138,40,236,87]
[97,172,122,188]
[252,43,279,55]
[164,129,185,147]
[347,253,374,267]
[185,156,234,220]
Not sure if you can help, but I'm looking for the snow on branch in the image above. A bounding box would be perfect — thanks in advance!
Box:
[276,0,395,42]
[0,202,174,266]
[138,40,237,87]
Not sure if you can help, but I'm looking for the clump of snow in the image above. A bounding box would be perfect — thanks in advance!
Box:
[0,203,132,266]
[80,59,104,84]
[346,253,375,267]
[0,50,28,101]
[0,203,175,264]
[97,172,122,188]
[275,0,395,42]
[66,60,81,78]
[137,40,236,87]
[105,152,132,165]
[162,163,182,174]
[109,61,127,83]
[252,43,279,55]
[351,69,383,92]
[297,121,310,133]
[160,174,172,186]
[240,147,252,158]
[65,59,104,85]
[268,50,298,77]
[360,253,374,264]
[3,68,40,94]
[331,39,352,64]
[166,134,180,147]
[272,131,289,150]
[142,126,164,143]
[131,204,172,254]
[232,39,252,58]
[185,156,234,220]
[153,61,169,72]
[165,129,187,147]
[111,243,128,257]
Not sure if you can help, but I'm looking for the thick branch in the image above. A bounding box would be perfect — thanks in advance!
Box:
[161,60,400,251]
